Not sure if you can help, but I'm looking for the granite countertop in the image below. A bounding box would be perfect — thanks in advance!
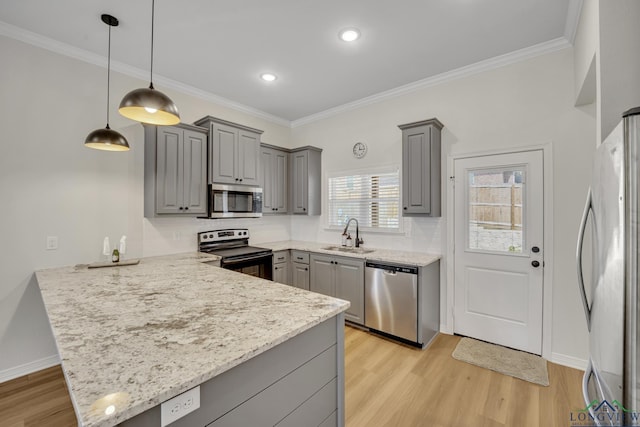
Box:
[259,240,441,267]
[35,252,349,427]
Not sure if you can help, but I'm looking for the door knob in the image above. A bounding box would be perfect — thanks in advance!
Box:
[531,260,540,268]
[532,246,540,253]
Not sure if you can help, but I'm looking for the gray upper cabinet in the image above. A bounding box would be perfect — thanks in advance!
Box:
[144,124,208,217]
[261,144,288,214]
[238,130,260,185]
[398,118,443,217]
[309,253,365,325]
[194,116,263,186]
[290,147,322,215]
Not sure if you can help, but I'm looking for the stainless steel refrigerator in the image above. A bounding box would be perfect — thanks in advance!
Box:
[577,106,640,425]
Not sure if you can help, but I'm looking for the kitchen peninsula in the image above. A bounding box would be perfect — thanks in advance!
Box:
[36,252,349,427]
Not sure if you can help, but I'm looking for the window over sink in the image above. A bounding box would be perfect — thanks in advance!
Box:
[327,168,400,231]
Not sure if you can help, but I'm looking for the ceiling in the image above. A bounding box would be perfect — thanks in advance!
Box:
[0,0,577,125]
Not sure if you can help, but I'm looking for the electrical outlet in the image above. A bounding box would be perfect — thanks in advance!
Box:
[160,386,200,427]
[46,236,58,250]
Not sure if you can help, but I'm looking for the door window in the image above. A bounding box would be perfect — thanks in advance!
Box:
[467,167,525,254]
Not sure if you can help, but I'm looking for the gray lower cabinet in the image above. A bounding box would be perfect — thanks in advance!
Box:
[310,254,365,325]
[261,145,288,214]
[291,262,310,290]
[290,251,310,290]
[273,250,290,285]
[144,124,208,217]
[398,118,443,217]
[121,315,345,427]
[194,116,262,186]
[290,147,322,215]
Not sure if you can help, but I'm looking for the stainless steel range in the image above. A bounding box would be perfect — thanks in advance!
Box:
[198,229,273,280]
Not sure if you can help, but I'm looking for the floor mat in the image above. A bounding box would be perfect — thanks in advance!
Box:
[452,337,549,386]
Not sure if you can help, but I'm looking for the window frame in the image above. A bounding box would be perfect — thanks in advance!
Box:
[324,165,404,234]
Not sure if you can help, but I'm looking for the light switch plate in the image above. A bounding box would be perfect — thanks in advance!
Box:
[160,386,200,427]
[46,236,58,250]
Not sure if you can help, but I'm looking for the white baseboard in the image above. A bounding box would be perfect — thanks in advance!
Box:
[0,354,60,383]
[551,352,588,371]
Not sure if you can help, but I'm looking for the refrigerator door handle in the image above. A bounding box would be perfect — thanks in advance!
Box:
[576,188,593,331]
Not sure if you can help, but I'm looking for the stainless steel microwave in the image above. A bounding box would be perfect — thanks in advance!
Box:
[208,184,262,218]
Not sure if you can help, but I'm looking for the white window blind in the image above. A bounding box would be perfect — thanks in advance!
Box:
[328,170,400,230]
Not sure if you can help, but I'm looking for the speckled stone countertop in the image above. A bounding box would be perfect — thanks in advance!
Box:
[259,240,440,267]
[36,252,349,427]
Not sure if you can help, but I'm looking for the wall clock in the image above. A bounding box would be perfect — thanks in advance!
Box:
[353,142,367,159]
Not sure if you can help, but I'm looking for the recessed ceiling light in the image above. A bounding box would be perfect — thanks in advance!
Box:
[260,73,277,82]
[339,28,360,42]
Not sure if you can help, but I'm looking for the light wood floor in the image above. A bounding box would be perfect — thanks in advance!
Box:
[0,328,584,427]
[0,365,76,427]
[345,326,585,427]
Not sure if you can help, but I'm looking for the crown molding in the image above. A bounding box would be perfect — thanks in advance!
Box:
[1,19,573,130]
[564,0,584,44]
[291,37,572,128]
[0,20,291,128]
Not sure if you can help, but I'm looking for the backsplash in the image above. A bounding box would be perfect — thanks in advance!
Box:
[289,215,443,254]
[142,216,292,257]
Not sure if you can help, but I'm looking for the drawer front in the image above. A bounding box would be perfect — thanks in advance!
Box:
[291,250,310,264]
[273,250,289,264]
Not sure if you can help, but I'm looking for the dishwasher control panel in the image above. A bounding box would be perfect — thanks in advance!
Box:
[365,262,418,275]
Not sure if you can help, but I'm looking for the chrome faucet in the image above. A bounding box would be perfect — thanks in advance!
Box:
[343,218,364,248]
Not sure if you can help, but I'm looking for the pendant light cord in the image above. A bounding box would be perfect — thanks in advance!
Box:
[106,23,112,129]
[149,0,155,90]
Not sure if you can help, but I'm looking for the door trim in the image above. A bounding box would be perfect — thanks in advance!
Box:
[445,143,554,360]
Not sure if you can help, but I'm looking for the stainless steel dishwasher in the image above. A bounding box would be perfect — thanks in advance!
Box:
[365,261,419,343]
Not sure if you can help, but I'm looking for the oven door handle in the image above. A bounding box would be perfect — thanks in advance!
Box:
[222,253,273,265]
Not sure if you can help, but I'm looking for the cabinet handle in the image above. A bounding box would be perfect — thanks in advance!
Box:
[403,207,407,210]
[305,268,308,271]
[179,207,184,210]
[303,208,306,211]
[185,207,189,210]
[239,178,243,182]
[235,178,239,181]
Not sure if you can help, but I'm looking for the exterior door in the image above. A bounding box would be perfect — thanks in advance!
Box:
[454,150,544,354]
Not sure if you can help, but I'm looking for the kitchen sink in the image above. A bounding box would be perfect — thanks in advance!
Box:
[321,245,375,254]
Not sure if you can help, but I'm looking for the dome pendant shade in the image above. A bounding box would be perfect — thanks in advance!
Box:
[118,85,180,125]
[119,0,180,126]
[84,125,130,151]
[84,14,130,152]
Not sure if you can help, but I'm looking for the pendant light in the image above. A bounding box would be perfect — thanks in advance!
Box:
[118,0,180,125]
[85,14,130,151]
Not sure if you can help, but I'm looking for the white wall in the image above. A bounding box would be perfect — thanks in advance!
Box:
[573,0,598,108]
[598,0,640,140]
[291,48,595,365]
[0,35,291,381]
